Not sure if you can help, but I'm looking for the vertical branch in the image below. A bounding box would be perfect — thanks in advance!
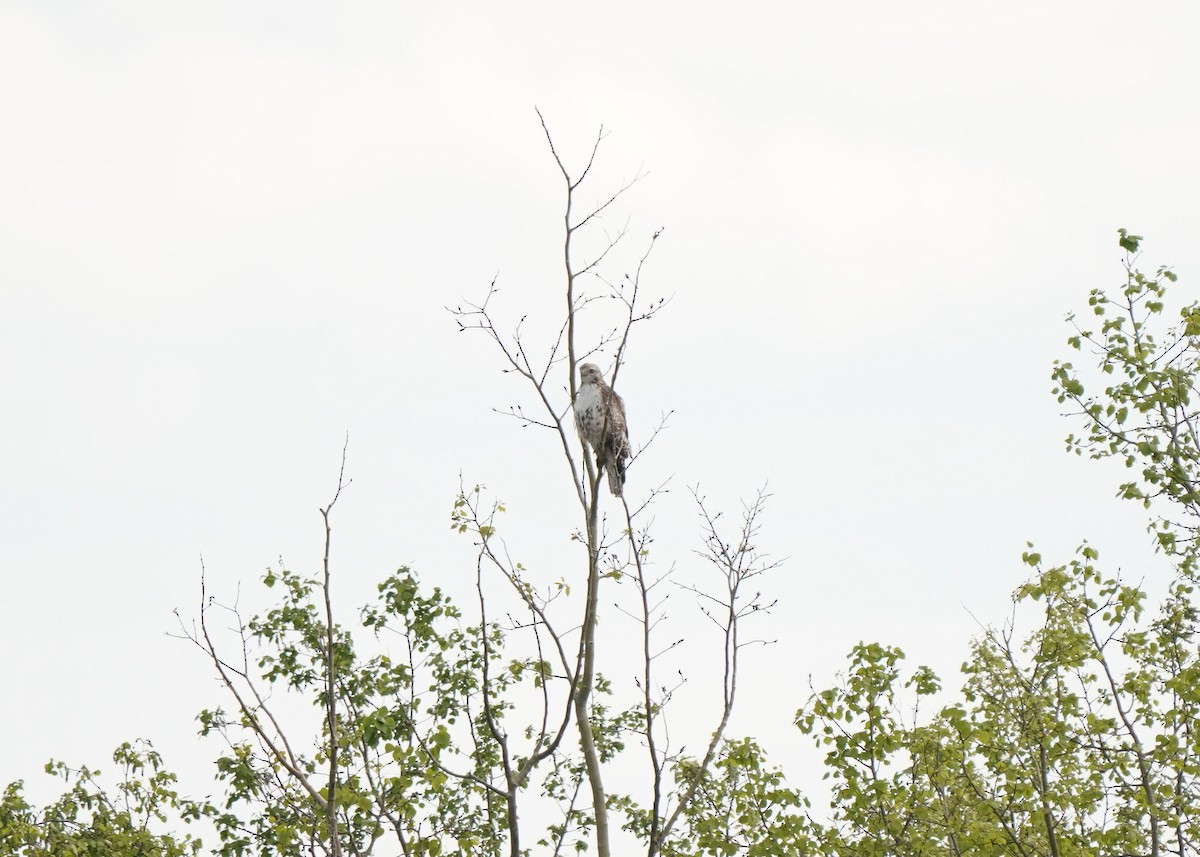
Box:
[574,472,610,855]
[622,493,665,856]
[473,541,522,857]
[537,107,596,407]
[659,488,778,847]
[458,113,660,856]
[319,438,351,857]
[610,229,665,390]
[1036,741,1061,857]
[539,108,616,857]
[1082,608,1161,856]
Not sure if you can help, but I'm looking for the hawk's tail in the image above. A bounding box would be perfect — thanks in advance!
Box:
[605,455,626,498]
[606,465,623,497]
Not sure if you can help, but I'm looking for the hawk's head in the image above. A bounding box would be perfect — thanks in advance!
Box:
[579,363,603,385]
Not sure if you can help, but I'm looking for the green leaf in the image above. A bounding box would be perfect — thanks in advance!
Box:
[1118,228,1142,253]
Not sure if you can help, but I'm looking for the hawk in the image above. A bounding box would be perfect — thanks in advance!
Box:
[574,363,631,497]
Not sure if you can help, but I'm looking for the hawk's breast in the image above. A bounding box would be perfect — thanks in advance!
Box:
[573,383,604,445]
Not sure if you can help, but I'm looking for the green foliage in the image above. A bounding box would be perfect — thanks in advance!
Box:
[790,232,1200,856]
[184,481,788,856]
[0,740,211,857]
[645,739,814,857]
[795,643,951,857]
[1052,230,1200,576]
[198,563,521,856]
[798,547,1200,856]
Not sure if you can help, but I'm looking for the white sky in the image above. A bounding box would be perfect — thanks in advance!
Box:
[3,0,1199,829]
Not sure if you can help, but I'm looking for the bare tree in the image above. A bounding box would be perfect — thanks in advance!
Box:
[449,112,778,857]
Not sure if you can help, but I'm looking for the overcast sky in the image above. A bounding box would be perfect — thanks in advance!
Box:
[3,0,1200,823]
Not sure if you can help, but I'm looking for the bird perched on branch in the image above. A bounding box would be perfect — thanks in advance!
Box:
[574,363,631,497]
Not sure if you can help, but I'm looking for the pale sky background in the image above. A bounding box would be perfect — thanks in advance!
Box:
[3,0,1200,832]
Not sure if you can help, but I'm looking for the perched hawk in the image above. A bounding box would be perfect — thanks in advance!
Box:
[574,363,631,497]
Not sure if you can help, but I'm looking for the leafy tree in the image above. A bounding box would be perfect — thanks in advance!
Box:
[1053,228,1200,577]
[796,231,1200,857]
[0,740,211,857]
